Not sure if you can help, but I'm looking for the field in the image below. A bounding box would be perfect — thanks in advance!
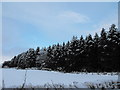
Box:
[2,68,118,88]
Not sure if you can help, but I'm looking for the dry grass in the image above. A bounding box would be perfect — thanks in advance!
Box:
[2,81,120,90]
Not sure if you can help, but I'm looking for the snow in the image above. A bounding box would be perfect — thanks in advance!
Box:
[118,73,120,82]
[2,68,118,88]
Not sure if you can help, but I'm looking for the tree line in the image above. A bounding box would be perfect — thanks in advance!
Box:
[2,24,120,72]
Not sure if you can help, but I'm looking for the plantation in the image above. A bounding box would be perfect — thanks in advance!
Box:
[2,24,120,73]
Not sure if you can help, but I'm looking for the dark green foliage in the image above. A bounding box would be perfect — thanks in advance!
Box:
[2,24,120,72]
[45,24,120,72]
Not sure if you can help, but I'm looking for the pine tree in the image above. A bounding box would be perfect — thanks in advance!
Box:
[84,34,95,71]
[68,36,79,71]
[77,35,85,71]
[36,47,40,55]
[45,46,53,69]
[25,48,36,68]
[59,42,66,71]
[93,33,101,71]
[107,24,120,71]
[63,41,70,72]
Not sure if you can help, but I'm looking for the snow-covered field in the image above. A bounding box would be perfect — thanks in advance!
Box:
[2,68,118,88]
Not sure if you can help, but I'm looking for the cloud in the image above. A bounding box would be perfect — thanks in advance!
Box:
[57,11,90,24]
[36,11,90,41]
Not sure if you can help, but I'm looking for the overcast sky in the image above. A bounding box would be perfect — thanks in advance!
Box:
[2,2,118,62]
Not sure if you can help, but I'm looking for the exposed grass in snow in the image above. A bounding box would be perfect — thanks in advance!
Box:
[86,81,120,89]
[2,81,120,89]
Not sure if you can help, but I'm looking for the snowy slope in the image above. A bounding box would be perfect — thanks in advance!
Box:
[2,68,118,88]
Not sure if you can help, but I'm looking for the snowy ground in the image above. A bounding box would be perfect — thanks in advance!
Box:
[2,68,118,88]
